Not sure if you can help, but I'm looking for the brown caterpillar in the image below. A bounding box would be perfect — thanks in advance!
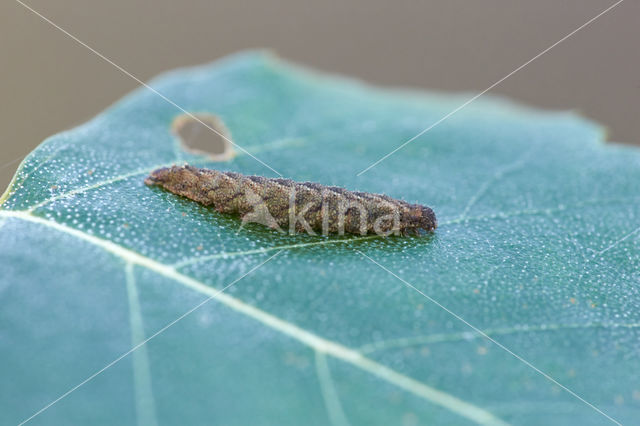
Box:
[145,165,437,236]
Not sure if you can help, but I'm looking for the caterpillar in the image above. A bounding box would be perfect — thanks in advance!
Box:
[145,165,437,236]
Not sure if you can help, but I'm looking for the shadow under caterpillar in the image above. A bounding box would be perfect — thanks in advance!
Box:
[145,165,437,236]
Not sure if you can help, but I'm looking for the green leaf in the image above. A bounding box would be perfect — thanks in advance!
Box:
[1,51,639,426]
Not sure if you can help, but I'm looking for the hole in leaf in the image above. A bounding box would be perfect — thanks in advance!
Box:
[172,113,235,161]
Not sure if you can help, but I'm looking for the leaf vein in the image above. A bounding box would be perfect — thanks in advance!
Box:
[125,263,159,426]
[359,322,640,355]
[457,149,532,221]
[173,235,379,268]
[315,351,351,426]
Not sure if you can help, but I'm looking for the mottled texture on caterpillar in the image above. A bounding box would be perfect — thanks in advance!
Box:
[145,165,437,236]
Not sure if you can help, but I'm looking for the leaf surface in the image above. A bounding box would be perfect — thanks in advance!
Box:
[1,52,639,426]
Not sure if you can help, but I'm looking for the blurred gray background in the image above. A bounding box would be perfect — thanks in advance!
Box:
[1,0,638,188]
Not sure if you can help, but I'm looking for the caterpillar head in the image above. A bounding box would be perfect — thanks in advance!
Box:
[145,165,205,199]
[401,205,437,235]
